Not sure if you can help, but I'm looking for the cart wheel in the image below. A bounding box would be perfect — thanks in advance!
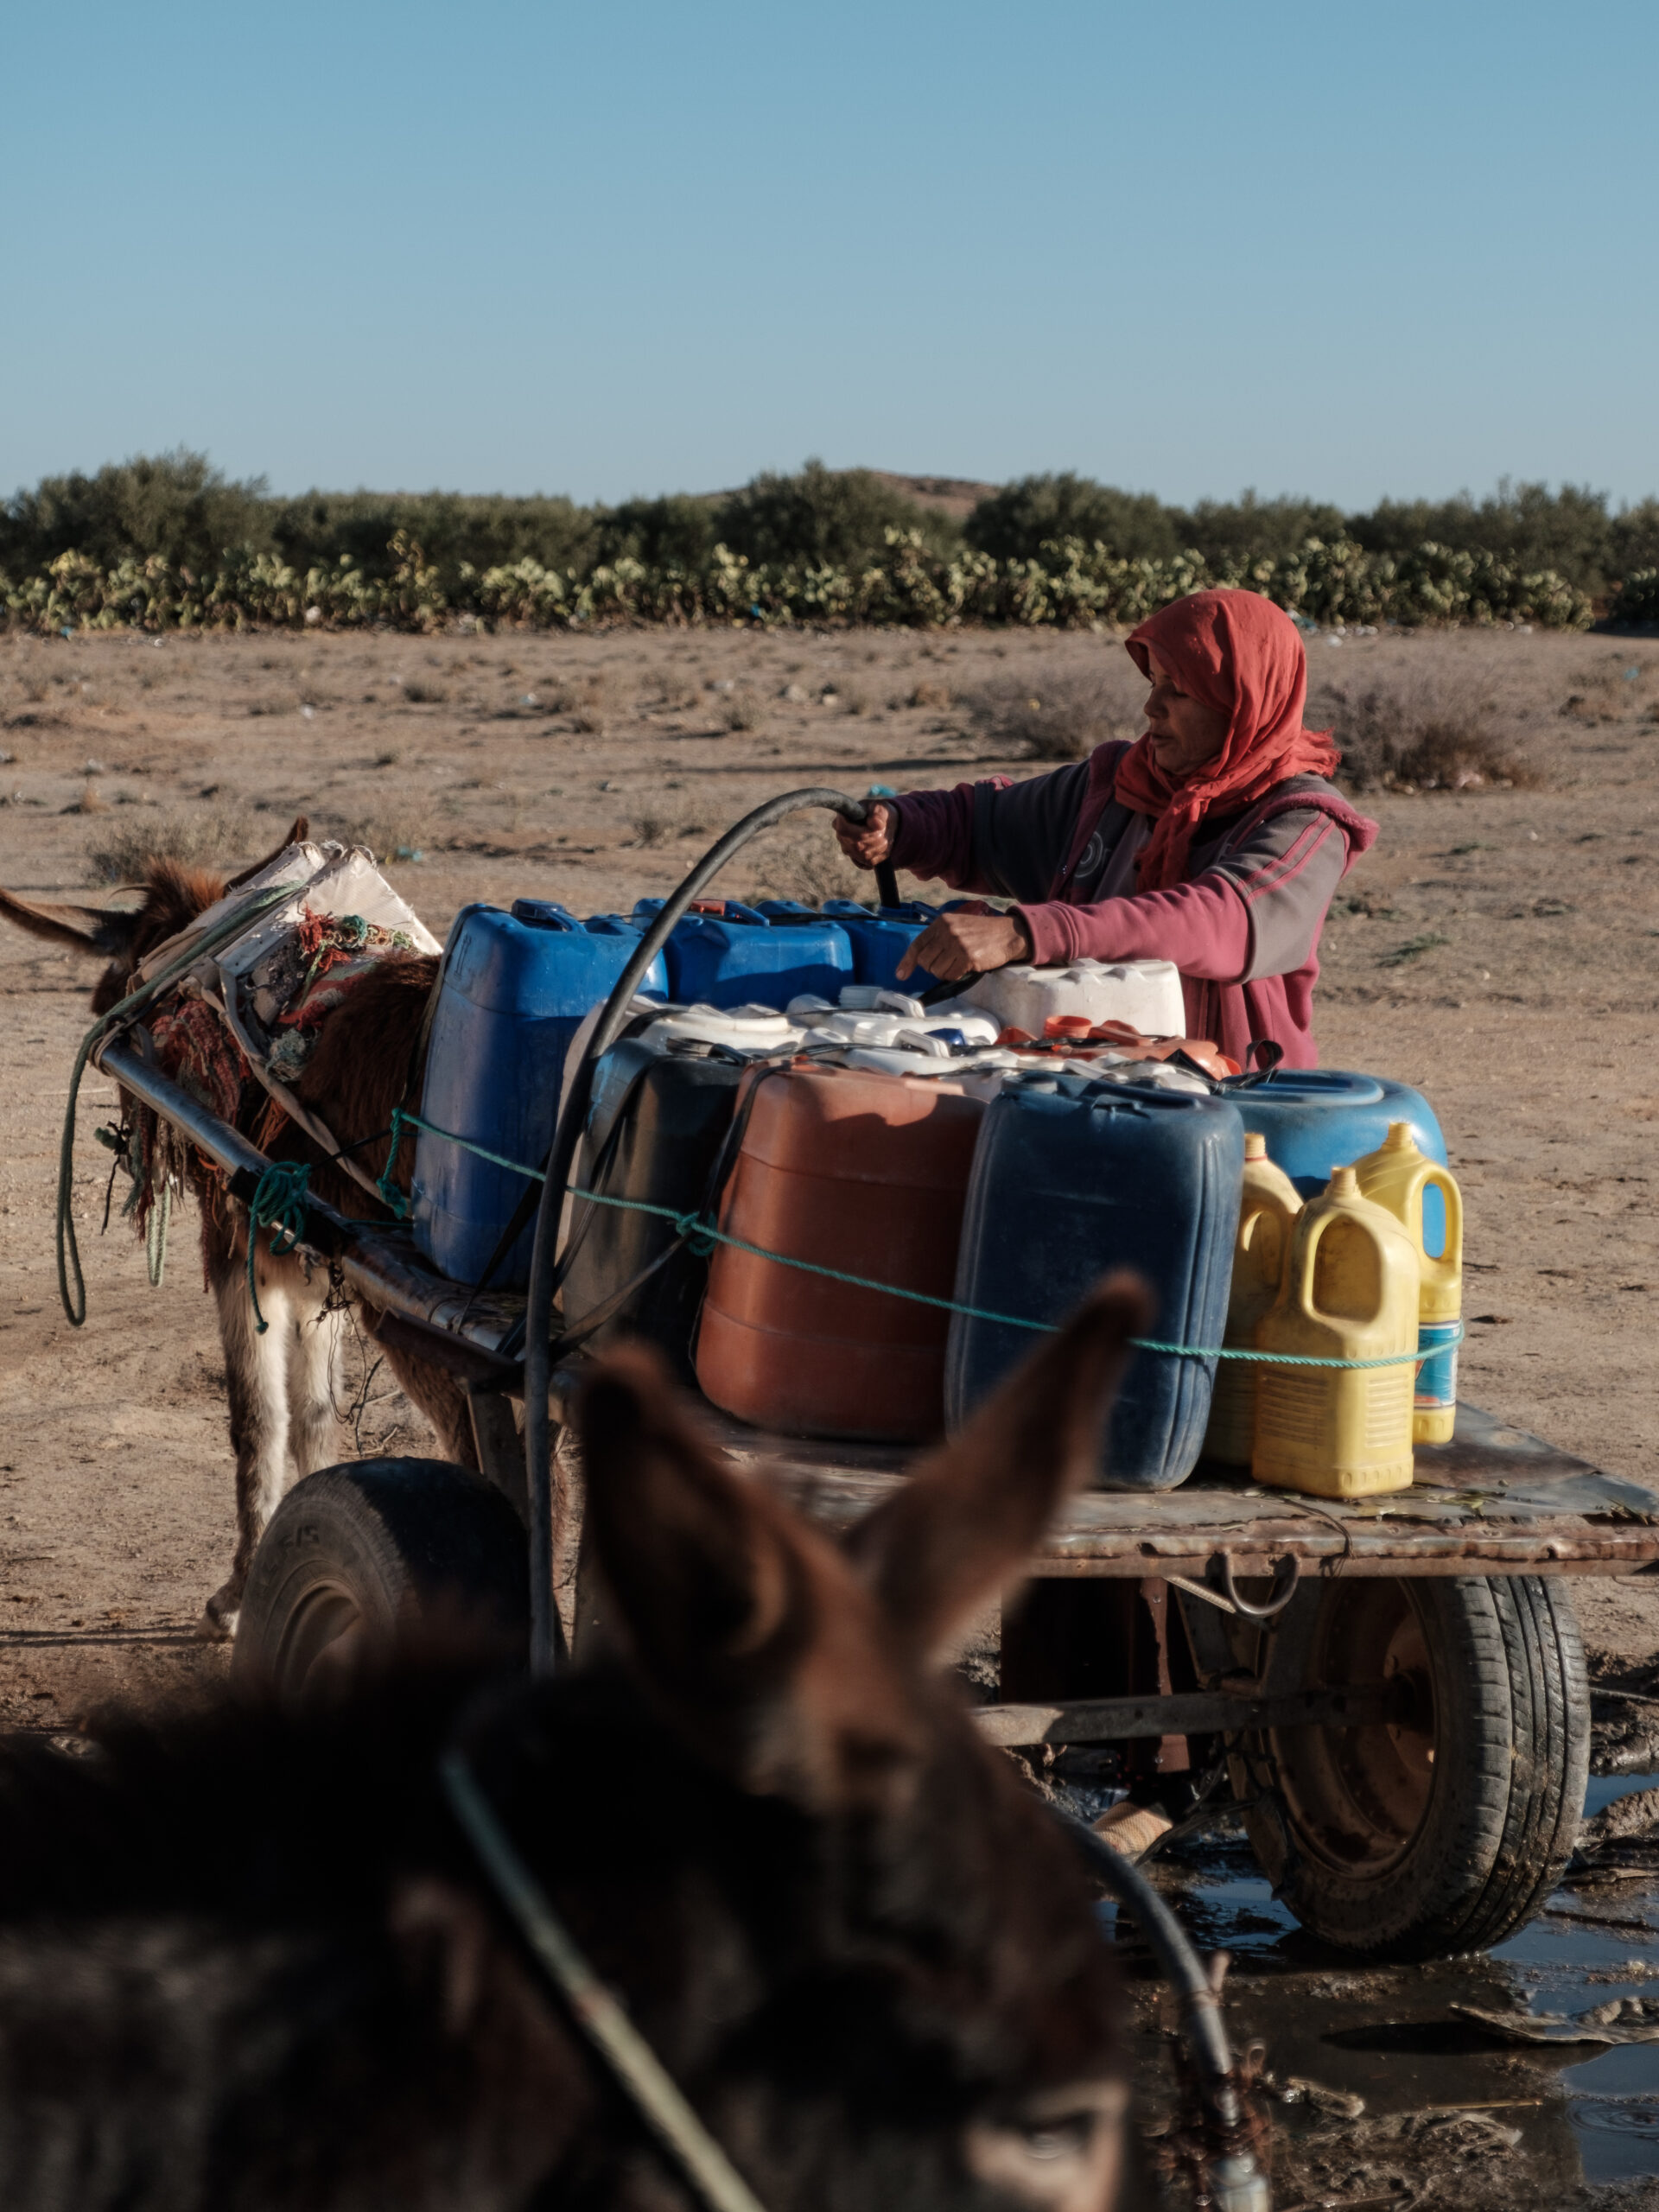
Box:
[230,1459,529,1706]
[1230,1574,1588,1960]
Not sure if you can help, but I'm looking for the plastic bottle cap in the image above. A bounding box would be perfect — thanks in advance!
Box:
[1328,1166,1359,1195]
[1243,1131,1268,1160]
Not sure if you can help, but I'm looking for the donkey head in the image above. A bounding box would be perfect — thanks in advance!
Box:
[0,817,308,1014]
[454,1275,1152,2212]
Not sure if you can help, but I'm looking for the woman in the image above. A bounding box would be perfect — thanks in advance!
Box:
[835,589,1376,1068]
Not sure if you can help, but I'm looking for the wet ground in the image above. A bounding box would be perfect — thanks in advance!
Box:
[1103,1752,1659,2209]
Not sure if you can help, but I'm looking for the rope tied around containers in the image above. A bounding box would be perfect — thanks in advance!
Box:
[389,1104,1458,1371]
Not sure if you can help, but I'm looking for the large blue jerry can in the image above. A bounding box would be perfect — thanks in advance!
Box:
[413,899,668,1287]
[947,1076,1244,1491]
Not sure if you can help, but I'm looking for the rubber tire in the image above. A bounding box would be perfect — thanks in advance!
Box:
[230,1459,529,1706]
[1230,1574,1587,1961]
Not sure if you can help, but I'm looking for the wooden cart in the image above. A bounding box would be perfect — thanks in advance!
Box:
[89,820,1658,1962]
[700,1398,1655,1955]
[98,1027,1656,1961]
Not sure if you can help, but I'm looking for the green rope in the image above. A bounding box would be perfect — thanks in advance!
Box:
[385,1108,1460,1373]
[56,882,296,1326]
[563,1185,1451,1370]
[245,1162,312,1335]
[375,1103,542,1220]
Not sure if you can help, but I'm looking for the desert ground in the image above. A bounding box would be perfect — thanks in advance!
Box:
[1,618,1656,1733]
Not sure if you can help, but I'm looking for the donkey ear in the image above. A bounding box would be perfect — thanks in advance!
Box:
[845,1274,1153,1664]
[0,887,143,960]
[579,1344,925,1812]
[225,817,309,891]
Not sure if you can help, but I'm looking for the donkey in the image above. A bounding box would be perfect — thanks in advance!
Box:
[0,1281,1148,2212]
[2,825,471,1637]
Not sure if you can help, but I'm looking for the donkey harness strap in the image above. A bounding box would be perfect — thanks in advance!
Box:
[439,1750,770,2212]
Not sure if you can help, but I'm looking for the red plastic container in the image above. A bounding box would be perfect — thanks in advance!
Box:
[696,1064,985,1440]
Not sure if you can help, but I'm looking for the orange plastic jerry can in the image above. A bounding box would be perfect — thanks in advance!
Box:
[696,1064,985,1441]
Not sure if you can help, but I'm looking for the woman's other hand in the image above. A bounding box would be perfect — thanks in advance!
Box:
[833,801,893,870]
[895,909,1031,984]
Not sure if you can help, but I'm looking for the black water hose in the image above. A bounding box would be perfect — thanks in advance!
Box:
[521,788,883,1670]
[1056,1811,1268,2211]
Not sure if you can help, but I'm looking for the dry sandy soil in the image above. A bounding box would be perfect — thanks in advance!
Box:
[1,620,1657,1736]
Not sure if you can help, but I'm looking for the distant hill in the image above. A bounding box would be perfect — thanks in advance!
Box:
[696,471,995,519]
[866,472,999,520]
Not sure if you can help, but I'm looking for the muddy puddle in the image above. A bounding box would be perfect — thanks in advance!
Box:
[1097,1770,1659,2209]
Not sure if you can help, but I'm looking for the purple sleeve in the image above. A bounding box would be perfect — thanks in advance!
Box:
[886,782,994,892]
[1015,875,1254,978]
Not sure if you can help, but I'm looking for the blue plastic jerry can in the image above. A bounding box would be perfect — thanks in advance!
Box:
[412,900,668,1288]
[819,899,943,992]
[947,1075,1245,1491]
[1234,1070,1450,1258]
[632,898,853,1010]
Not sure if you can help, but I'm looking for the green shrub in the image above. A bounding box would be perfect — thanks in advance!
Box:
[713,460,958,569]
[269,488,599,583]
[0,523,1599,637]
[1609,569,1659,626]
[1348,480,1624,599]
[0,449,271,575]
[9,454,1657,611]
[590,493,719,572]
[964,474,1181,563]
[1175,492,1351,568]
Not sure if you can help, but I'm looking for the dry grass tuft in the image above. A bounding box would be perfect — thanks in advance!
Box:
[963,657,1145,760]
[85,804,258,884]
[324,804,439,866]
[1313,661,1541,792]
[543,671,622,733]
[743,819,868,907]
[628,801,699,849]
[717,685,761,734]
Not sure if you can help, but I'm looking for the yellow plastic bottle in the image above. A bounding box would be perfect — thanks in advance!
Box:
[1252,1166,1421,1497]
[1351,1121,1464,1447]
[1205,1133,1303,1465]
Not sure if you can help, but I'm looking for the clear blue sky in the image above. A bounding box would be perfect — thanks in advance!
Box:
[3,0,1655,511]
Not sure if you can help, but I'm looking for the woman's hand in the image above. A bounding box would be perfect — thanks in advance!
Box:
[833,802,893,871]
[896,909,1031,984]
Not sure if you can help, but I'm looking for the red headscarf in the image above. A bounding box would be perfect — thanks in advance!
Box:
[1116,590,1340,892]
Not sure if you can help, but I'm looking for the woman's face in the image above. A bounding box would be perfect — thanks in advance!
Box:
[1142,650,1230,779]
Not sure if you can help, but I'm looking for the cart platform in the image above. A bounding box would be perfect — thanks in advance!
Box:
[689,1400,1659,1581]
